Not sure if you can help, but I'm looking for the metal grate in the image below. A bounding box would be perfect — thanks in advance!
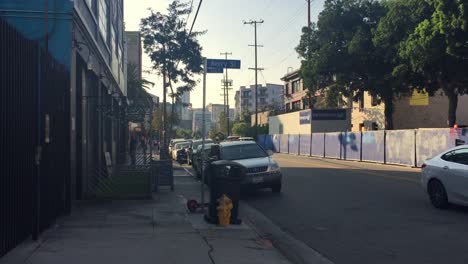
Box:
[247,166,268,174]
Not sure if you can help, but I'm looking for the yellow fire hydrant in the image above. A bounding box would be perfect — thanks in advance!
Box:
[217,194,233,227]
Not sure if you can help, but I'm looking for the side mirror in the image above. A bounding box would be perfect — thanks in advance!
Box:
[266,150,274,156]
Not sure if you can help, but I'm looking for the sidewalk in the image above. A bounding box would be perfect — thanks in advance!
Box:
[1,164,291,264]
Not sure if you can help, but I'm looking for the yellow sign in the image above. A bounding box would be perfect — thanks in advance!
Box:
[410,90,429,106]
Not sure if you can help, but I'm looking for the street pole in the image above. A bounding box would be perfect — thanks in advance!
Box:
[220,52,232,136]
[162,46,167,158]
[200,58,207,214]
[244,20,264,139]
[308,0,311,29]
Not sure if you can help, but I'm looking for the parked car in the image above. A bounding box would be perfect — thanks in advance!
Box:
[188,139,214,165]
[169,139,187,154]
[172,142,191,162]
[209,141,282,193]
[194,143,217,178]
[239,137,255,141]
[421,145,468,208]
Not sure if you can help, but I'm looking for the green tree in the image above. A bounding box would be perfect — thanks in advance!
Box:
[141,0,204,143]
[126,63,155,123]
[399,0,468,126]
[192,130,202,139]
[152,108,180,134]
[232,122,249,137]
[176,129,192,139]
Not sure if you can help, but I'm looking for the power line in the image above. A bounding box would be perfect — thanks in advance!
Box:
[186,0,196,28]
[189,0,203,34]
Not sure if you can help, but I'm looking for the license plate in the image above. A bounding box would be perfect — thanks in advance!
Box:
[252,177,264,183]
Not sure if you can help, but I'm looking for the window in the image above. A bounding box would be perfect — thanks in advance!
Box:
[441,148,468,165]
[292,101,301,110]
[285,84,289,95]
[292,80,300,94]
[260,98,266,104]
[286,103,291,111]
[98,0,108,42]
[359,93,364,110]
[371,95,379,106]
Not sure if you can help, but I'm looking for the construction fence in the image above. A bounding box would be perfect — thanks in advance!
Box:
[258,128,468,167]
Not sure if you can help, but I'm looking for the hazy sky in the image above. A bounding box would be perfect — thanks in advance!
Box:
[124,0,325,108]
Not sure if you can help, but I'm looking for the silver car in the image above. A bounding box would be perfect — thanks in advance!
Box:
[421,145,468,208]
[219,141,282,193]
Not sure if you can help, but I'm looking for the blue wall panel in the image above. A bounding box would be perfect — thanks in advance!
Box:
[311,133,325,157]
[272,134,280,153]
[289,135,300,155]
[280,134,289,153]
[325,132,342,159]
[362,131,385,163]
[299,134,311,156]
[386,130,416,166]
[342,132,361,161]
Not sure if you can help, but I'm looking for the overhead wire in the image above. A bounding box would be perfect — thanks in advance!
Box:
[189,0,203,34]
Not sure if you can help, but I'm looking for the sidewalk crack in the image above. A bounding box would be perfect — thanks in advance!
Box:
[194,227,215,264]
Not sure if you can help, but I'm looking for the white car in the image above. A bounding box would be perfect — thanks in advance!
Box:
[421,145,468,208]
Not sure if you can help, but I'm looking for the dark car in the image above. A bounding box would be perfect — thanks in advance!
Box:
[188,139,214,166]
[194,143,217,179]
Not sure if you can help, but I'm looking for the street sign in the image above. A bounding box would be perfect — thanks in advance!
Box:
[207,59,241,69]
[207,67,223,73]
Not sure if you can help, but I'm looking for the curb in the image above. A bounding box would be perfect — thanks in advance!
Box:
[240,203,334,264]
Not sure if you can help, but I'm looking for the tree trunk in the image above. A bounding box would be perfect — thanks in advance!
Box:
[446,89,458,127]
[383,96,394,130]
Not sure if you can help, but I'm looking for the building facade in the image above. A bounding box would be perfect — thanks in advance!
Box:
[350,90,468,131]
[0,0,128,255]
[234,83,283,119]
[281,70,310,112]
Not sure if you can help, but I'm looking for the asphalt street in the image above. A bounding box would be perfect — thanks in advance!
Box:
[243,154,468,264]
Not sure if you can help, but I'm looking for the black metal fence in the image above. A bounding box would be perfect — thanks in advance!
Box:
[0,18,70,257]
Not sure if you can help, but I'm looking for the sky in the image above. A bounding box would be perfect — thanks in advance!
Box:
[124,0,325,108]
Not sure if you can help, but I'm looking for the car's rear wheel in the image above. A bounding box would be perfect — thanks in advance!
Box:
[428,179,449,209]
[271,183,282,193]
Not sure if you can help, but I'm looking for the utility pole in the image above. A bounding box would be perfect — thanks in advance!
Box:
[307,0,311,29]
[220,52,232,136]
[244,19,264,139]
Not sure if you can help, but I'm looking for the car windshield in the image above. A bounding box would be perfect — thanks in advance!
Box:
[175,143,190,150]
[221,144,267,160]
[192,140,213,150]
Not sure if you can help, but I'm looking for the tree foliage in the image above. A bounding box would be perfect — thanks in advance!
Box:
[126,63,154,123]
[140,0,204,138]
[398,0,468,126]
[296,0,468,128]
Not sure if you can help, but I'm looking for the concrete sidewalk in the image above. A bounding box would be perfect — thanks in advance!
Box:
[1,165,291,264]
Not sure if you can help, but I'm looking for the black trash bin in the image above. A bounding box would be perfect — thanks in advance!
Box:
[205,160,246,225]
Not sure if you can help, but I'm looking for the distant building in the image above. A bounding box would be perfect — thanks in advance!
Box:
[234,83,284,119]
[192,109,211,136]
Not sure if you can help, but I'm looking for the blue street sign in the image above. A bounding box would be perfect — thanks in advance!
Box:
[206,59,241,69]
[207,67,223,73]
